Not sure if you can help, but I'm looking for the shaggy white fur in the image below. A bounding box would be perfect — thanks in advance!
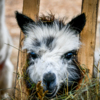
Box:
[24,24,81,96]
[0,0,14,99]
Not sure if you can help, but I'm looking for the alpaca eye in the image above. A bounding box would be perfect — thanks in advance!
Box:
[65,52,73,60]
[30,52,37,59]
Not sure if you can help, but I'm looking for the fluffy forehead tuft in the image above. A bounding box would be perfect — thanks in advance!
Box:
[22,20,81,55]
[15,12,85,55]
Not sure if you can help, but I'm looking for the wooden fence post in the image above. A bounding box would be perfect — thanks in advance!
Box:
[78,0,99,78]
[15,0,40,99]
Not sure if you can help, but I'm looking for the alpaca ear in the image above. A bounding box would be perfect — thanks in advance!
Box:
[68,13,86,34]
[15,11,35,35]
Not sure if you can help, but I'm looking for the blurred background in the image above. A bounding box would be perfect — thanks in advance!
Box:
[4,0,100,97]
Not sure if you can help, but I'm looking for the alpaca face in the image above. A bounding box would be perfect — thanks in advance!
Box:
[16,12,86,97]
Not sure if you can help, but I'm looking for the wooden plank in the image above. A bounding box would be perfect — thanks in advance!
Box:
[78,0,99,78]
[15,0,40,99]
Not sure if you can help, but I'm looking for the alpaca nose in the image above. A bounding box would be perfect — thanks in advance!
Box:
[43,73,56,92]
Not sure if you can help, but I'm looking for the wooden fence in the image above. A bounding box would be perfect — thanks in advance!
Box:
[14,0,99,99]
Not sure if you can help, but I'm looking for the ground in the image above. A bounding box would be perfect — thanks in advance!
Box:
[5,0,100,96]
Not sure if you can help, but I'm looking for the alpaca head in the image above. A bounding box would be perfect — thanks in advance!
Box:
[16,12,86,97]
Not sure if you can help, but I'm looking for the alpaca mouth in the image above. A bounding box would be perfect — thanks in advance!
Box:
[45,86,57,97]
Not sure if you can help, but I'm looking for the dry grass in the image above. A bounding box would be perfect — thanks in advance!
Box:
[0,52,100,100]
[7,74,99,100]
[0,76,100,100]
[10,63,100,100]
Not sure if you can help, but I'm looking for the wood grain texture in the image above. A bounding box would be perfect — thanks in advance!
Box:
[15,0,40,99]
[78,0,99,77]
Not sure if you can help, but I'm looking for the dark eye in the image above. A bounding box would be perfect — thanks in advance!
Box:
[30,52,37,59]
[65,52,73,60]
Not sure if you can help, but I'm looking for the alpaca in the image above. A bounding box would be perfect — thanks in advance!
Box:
[15,11,100,98]
[0,0,14,99]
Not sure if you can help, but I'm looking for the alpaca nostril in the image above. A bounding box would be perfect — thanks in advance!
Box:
[43,76,55,83]
[43,72,56,91]
[43,73,56,83]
